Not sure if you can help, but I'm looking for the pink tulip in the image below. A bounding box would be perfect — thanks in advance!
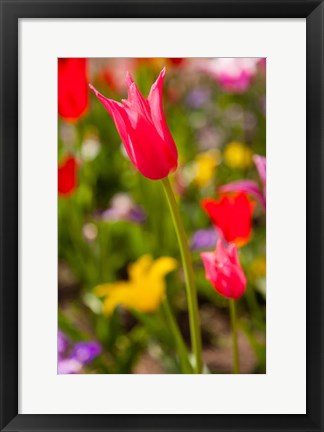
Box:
[201,239,247,300]
[89,68,178,180]
[199,58,260,93]
[219,155,266,209]
[253,155,266,190]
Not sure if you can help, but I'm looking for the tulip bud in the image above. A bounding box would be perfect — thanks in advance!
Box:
[201,239,247,300]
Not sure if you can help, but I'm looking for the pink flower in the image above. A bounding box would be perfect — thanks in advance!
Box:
[201,239,247,300]
[200,58,259,93]
[219,155,266,209]
[89,68,178,180]
[253,155,266,190]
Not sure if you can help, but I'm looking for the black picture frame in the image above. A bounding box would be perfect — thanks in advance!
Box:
[1,1,323,431]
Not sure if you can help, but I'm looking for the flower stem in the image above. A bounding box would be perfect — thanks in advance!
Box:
[162,298,193,374]
[229,299,240,374]
[161,176,203,373]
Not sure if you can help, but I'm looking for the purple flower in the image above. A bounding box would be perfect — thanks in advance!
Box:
[185,88,211,109]
[101,193,146,224]
[58,358,83,374]
[71,341,102,364]
[58,330,102,374]
[219,155,266,209]
[128,207,147,223]
[58,330,68,356]
[191,228,219,251]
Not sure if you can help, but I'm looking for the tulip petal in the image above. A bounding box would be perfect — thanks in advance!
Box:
[219,180,265,209]
[214,238,228,263]
[58,156,78,196]
[201,252,217,285]
[125,73,151,121]
[150,257,178,278]
[58,58,88,121]
[102,285,137,315]
[147,68,178,161]
[201,239,247,300]
[216,266,246,300]
[227,243,240,266]
[89,84,138,165]
[201,193,255,246]
[253,155,266,201]
[94,282,130,297]
[124,113,175,179]
[128,255,153,282]
[253,155,266,189]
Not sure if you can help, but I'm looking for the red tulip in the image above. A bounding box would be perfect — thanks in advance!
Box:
[89,67,178,180]
[168,58,185,66]
[201,239,246,300]
[58,156,77,196]
[201,192,255,247]
[219,155,266,209]
[58,58,88,121]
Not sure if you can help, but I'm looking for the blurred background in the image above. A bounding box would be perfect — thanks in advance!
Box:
[58,58,266,374]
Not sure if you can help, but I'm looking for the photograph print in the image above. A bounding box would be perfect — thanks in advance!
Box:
[58,57,266,375]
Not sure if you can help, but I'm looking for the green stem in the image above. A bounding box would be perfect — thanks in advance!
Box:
[229,299,240,374]
[161,177,203,374]
[162,298,193,374]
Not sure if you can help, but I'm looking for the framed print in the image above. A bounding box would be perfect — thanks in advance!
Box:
[57,55,266,377]
[0,1,323,431]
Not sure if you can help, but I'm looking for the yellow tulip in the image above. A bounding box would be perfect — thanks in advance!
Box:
[193,150,220,188]
[94,255,177,315]
[224,141,253,169]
